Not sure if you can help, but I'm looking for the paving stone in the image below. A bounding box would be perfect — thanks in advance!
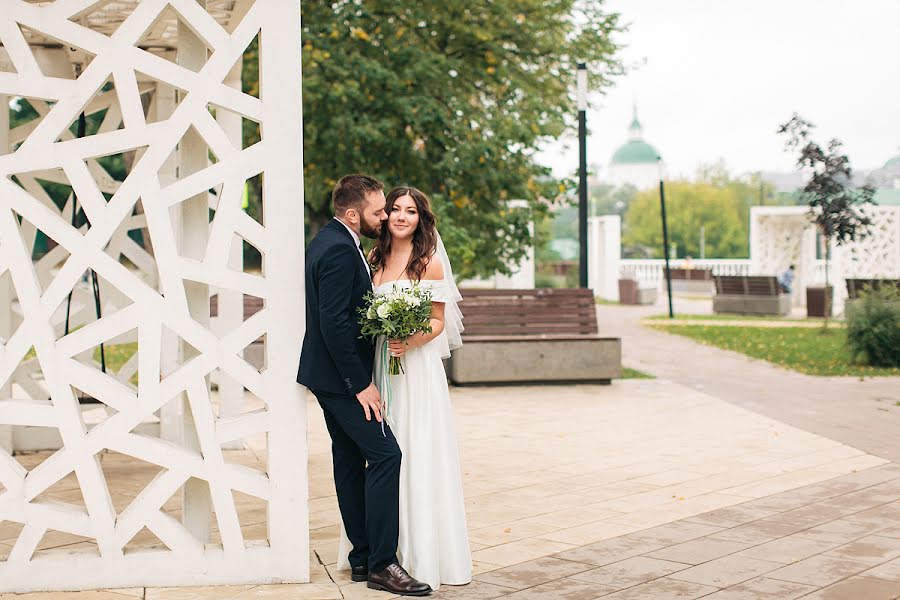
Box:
[553,537,665,567]
[844,503,900,527]
[696,577,816,599]
[538,520,645,546]
[474,557,592,591]
[800,575,900,599]
[764,554,871,586]
[599,577,719,599]
[709,519,806,545]
[431,581,516,600]
[489,578,617,600]
[862,558,900,583]
[818,489,900,512]
[765,502,859,527]
[623,521,724,546]
[667,554,783,587]
[877,525,900,539]
[472,538,576,568]
[468,521,561,547]
[735,492,818,513]
[683,505,776,528]
[793,517,889,544]
[823,534,900,565]
[570,556,689,588]
[645,537,750,565]
[736,534,841,564]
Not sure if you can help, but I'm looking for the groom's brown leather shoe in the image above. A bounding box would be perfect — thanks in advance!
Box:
[350,565,368,582]
[367,563,432,596]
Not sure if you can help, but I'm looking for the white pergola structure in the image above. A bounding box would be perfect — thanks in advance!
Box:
[750,205,900,312]
[0,0,306,591]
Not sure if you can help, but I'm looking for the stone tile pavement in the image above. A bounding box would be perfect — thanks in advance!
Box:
[2,380,899,599]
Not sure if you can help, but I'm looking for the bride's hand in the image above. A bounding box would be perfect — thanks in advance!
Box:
[388,339,409,357]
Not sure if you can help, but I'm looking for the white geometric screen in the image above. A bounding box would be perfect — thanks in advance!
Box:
[833,206,900,279]
[0,0,306,591]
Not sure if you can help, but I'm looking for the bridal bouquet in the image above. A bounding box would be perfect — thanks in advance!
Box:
[358,284,433,375]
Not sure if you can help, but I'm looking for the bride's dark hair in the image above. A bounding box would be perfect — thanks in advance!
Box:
[370,186,437,282]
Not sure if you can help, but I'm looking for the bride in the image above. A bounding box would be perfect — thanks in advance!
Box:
[337,186,472,591]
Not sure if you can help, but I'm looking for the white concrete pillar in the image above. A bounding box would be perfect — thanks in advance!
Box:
[177,1,212,543]
[258,0,308,567]
[1,87,12,453]
[214,57,245,448]
[796,223,818,309]
[588,215,621,301]
[155,79,182,443]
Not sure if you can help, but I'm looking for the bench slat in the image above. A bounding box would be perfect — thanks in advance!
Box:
[460,287,599,339]
[714,276,781,296]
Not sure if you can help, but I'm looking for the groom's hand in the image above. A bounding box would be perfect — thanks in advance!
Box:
[356,383,383,422]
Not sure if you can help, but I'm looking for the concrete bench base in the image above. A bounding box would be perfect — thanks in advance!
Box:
[447,337,622,385]
[671,279,713,294]
[713,294,791,316]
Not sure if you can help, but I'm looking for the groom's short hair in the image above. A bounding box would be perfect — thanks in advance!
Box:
[333,174,384,216]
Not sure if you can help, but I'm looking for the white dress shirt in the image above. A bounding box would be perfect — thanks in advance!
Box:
[334,217,371,277]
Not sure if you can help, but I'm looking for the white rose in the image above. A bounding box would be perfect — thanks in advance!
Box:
[376,303,392,319]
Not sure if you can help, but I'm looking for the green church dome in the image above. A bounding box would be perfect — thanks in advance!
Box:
[611,139,660,165]
[610,105,661,165]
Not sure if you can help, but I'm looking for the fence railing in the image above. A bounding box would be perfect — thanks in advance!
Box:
[619,259,753,283]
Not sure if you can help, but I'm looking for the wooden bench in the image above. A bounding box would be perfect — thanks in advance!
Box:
[712,275,791,316]
[446,288,622,385]
[846,278,900,300]
[665,268,714,294]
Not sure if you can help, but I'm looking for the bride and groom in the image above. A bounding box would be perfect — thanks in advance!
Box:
[297,174,471,596]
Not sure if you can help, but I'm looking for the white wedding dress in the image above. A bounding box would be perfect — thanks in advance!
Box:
[336,278,472,590]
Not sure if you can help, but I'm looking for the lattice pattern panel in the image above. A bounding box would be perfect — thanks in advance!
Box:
[0,0,305,591]
[751,214,808,277]
[833,206,900,279]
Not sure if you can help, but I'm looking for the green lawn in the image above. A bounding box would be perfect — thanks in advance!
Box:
[645,314,836,323]
[620,367,654,379]
[24,343,137,382]
[650,324,899,377]
[594,297,620,306]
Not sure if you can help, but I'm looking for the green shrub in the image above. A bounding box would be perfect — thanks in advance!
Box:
[846,285,900,367]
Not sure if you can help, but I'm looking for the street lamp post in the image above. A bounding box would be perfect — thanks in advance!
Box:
[658,157,674,318]
[577,62,588,289]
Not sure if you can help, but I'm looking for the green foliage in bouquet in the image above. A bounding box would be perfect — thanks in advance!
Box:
[359,284,434,374]
[846,285,900,368]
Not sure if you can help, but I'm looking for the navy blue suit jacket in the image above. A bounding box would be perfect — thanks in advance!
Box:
[297,219,375,395]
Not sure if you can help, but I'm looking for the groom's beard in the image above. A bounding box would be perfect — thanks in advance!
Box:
[359,220,382,240]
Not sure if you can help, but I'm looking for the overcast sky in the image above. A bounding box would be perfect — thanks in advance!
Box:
[537,0,900,180]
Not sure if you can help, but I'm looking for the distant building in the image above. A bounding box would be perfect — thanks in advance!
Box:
[866,150,900,205]
[607,106,662,189]
[763,149,900,207]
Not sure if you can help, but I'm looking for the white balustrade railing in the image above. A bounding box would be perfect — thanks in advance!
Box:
[619,259,752,284]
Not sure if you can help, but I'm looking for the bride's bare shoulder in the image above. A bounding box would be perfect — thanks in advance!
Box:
[421,255,444,281]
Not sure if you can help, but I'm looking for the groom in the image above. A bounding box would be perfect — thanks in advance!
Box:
[297,174,432,596]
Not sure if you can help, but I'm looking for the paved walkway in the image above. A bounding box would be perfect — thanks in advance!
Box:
[307,381,897,597]
[3,297,899,599]
[598,299,900,464]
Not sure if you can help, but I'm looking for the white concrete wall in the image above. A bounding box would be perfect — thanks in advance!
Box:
[588,215,621,301]
[0,1,307,591]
